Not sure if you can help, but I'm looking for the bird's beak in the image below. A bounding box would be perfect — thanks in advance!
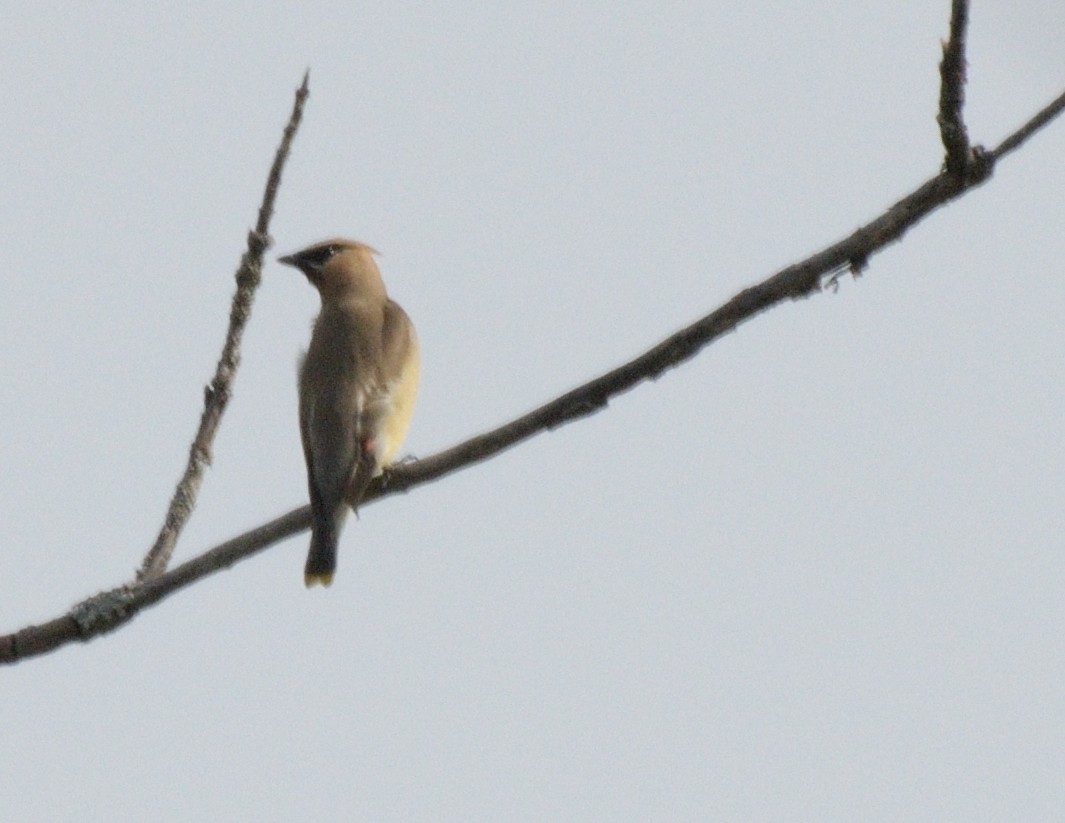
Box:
[278,250,324,281]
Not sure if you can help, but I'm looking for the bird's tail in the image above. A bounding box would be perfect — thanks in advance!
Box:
[305,515,339,588]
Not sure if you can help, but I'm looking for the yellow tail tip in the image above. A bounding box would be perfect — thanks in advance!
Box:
[305,572,334,588]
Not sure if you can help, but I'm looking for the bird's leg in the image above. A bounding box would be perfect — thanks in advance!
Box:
[347,437,378,517]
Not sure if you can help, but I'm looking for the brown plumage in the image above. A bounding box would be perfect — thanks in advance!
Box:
[278,239,419,587]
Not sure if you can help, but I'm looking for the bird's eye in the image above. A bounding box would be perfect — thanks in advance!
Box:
[303,245,341,267]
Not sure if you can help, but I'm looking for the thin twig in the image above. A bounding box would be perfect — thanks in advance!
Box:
[136,71,310,581]
[4,76,1063,665]
[991,89,1065,161]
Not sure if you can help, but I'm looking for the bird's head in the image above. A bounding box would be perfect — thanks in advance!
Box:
[278,238,385,300]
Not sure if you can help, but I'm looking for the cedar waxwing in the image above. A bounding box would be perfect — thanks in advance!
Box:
[278,239,419,587]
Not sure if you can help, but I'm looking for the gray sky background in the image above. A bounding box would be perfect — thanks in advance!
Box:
[3,3,1065,820]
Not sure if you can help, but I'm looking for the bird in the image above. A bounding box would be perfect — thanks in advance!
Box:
[278,239,419,587]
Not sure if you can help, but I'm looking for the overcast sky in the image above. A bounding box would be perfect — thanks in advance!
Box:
[3,2,1065,821]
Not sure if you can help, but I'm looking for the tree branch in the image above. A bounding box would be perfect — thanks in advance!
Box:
[938,0,972,175]
[3,9,1064,665]
[136,71,310,581]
